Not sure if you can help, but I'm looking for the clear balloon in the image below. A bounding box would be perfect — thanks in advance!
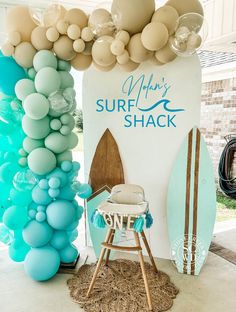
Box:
[13,169,38,191]
[29,3,62,27]
[0,224,13,245]
[48,89,76,115]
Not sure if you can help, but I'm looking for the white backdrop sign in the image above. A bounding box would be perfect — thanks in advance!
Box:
[83,55,201,259]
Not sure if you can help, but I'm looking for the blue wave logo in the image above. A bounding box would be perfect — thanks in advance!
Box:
[138,99,185,113]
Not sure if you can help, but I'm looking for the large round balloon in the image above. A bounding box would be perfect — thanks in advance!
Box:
[24,246,60,281]
[10,188,32,206]
[23,220,53,248]
[32,185,52,205]
[28,148,56,176]
[35,67,61,97]
[128,33,153,63]
[33,50,57,72]
[15,79,36,101]
[23,93,49,120]
[0,56,26,96]
[45,132,69,154]
[31,26,53,51]
[22,115,50,139]
[23,137,45,154]
[46,200,76,230]
[111,0,155,35]
[59,243,78,263]
[3,205,28,230]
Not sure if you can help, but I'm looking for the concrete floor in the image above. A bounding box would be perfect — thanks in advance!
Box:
[1,247,236,312]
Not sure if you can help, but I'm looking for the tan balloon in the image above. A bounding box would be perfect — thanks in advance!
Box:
[8,31,21,46]
[2,42,14,56]
[31,26,53,50]
[89,9,114,37]
[81,27,94,42]
[155,44,177,64]
[117,50,130,65]
[152,6,179,35]
[64,9,88,29]
[46,27,60,42]
[150,56,164,66]
[56,20,69,35]
[67,24,81,40]
[128,33,153,63]
[71,53,92,71]
[141,22,169,51]
[119,59,139,72]
[53,36,76,61]
[166,0,204,16]
[92,36,116,67]
[6,6,37,42]
[115,30,130,46]
[83,41,94,56]
[73,39,85,53]
[93,61,116,72]
[110,39,125,56]
[111,0,155,35]
[14,42,36,68]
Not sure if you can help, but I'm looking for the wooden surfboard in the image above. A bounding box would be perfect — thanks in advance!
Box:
[86,129,124,258]
[167,127,216,275]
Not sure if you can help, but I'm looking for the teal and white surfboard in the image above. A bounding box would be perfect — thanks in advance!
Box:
[86,129,124,259]
[167,127,216,275]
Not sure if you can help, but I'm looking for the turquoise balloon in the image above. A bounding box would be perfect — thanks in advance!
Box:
[9,238,30,262]
[33,50,57,72]
[23,137,44,154]
[35,67,61,97]
[28,148,57,176]
[0,98,17,135]
[23,93,49,120]
[0,224,13,245]
[22,115,50,139]
[0,56,26,96]
[32,185,52,205]
[77,183,93,199]
[10,188,32,206]
[46,200,76,230]
[50,230,69,250]
[46,167,68,187]
[23,220,53,248]
[58,185,76,201]
[15,79,36,101]
[67,229,78,243]
[61,161,73,172]
[3,205,28,230]
[24,246,60,281]
[59,244,78,263]
[59,71,74,89]
[0,162,18,184]
[57,60,71,72]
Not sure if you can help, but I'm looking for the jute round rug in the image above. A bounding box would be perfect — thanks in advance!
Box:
[67,259,179,312]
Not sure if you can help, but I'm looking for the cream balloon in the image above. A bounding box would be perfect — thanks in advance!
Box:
[118,59,139,72]
[81,27,94,42]
[67,24,81,40]
[73,39,85,53]
[92,36,116,67]
[53,36,76,61]
[93,61,116,72]
[141,22,169,51]
[64,9,88,29]
[1,42,14,56]
[71,54,92,71]
[115,31,130,46]
[128,33,153,63]
[111,0,155,35]
[152,5,179,35]
[89,8,114,37]
[6,6,37,42]
[56,20,69,35]
[166,0,203,16]
[155,44,177,64]
[150,56,164,66]
[46,27,60,42]
[8,31,21,46]
[110,40,125,56]
[116,50,129,65]
[14,42,37,68]
[31,26,53,51]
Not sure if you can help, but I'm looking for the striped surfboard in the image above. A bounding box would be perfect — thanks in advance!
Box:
[86,129,124,259]
[167,127,216,275]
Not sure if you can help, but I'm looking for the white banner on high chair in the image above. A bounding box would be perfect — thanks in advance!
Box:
[83,55,201,259]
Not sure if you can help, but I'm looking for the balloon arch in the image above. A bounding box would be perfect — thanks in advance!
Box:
[0,0,205,281]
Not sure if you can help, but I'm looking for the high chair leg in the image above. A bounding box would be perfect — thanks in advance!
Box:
[133,232,153,311]
[105,229,115,266]
[87,228,113,297]
[140,231,158,273]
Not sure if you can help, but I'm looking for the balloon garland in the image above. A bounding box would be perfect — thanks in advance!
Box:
[0,0,206,281]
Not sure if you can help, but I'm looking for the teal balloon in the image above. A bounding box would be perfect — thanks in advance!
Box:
[58,185,76,201]
[66,220,78,231]
[67,229,78,243]
[24,246,60,281]
[10,188,32,206]
[46,167,68,187]
[59,71,74,89]
[50,230,69,250]
[32,185,52,205]
[59,244,78,263]
[23,93,49,120]
[61,161,73,172]
[28,148,56,176]
[3,205,28,230]
[0,224,13,245]
[0,56,26,96]
[46,200,76,230]
[9,238,30,262]
[22,115,50,139]
[57,60,71,72]
[23,220,53,247]
[23,137,44,154]
[33,50,57,72]
[0,98,17,135]
[45,132,69,154]
[0,162,18,184]
[15,78,36,101]
[77,183,93,199]
[35,67,61,97]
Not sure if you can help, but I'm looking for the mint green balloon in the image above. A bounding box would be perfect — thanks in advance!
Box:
[28,148,56,175]
[28,68,37,80]
[45,132,69,154]
[58,60,71,72]
[33,50,57,72]
[23,137,45,153]
[22,115,50,139]
[57,150,72,165]
[68,132,78,149]
[35,67,61,97]
[15,79,36,101]
[23,93,49,120]
[59,71,74,89]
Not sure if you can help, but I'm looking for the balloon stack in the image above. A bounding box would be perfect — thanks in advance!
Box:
[0,0,206,281]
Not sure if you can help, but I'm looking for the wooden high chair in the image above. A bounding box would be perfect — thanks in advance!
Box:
[87,184,158,311]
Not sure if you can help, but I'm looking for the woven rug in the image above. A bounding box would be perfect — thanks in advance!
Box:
[67,259,179,312]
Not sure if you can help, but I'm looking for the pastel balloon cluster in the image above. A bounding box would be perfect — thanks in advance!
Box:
[1,0,205,72]
[0,50,92,281]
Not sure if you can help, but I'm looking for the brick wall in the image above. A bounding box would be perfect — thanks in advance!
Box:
[200,77,236,186]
